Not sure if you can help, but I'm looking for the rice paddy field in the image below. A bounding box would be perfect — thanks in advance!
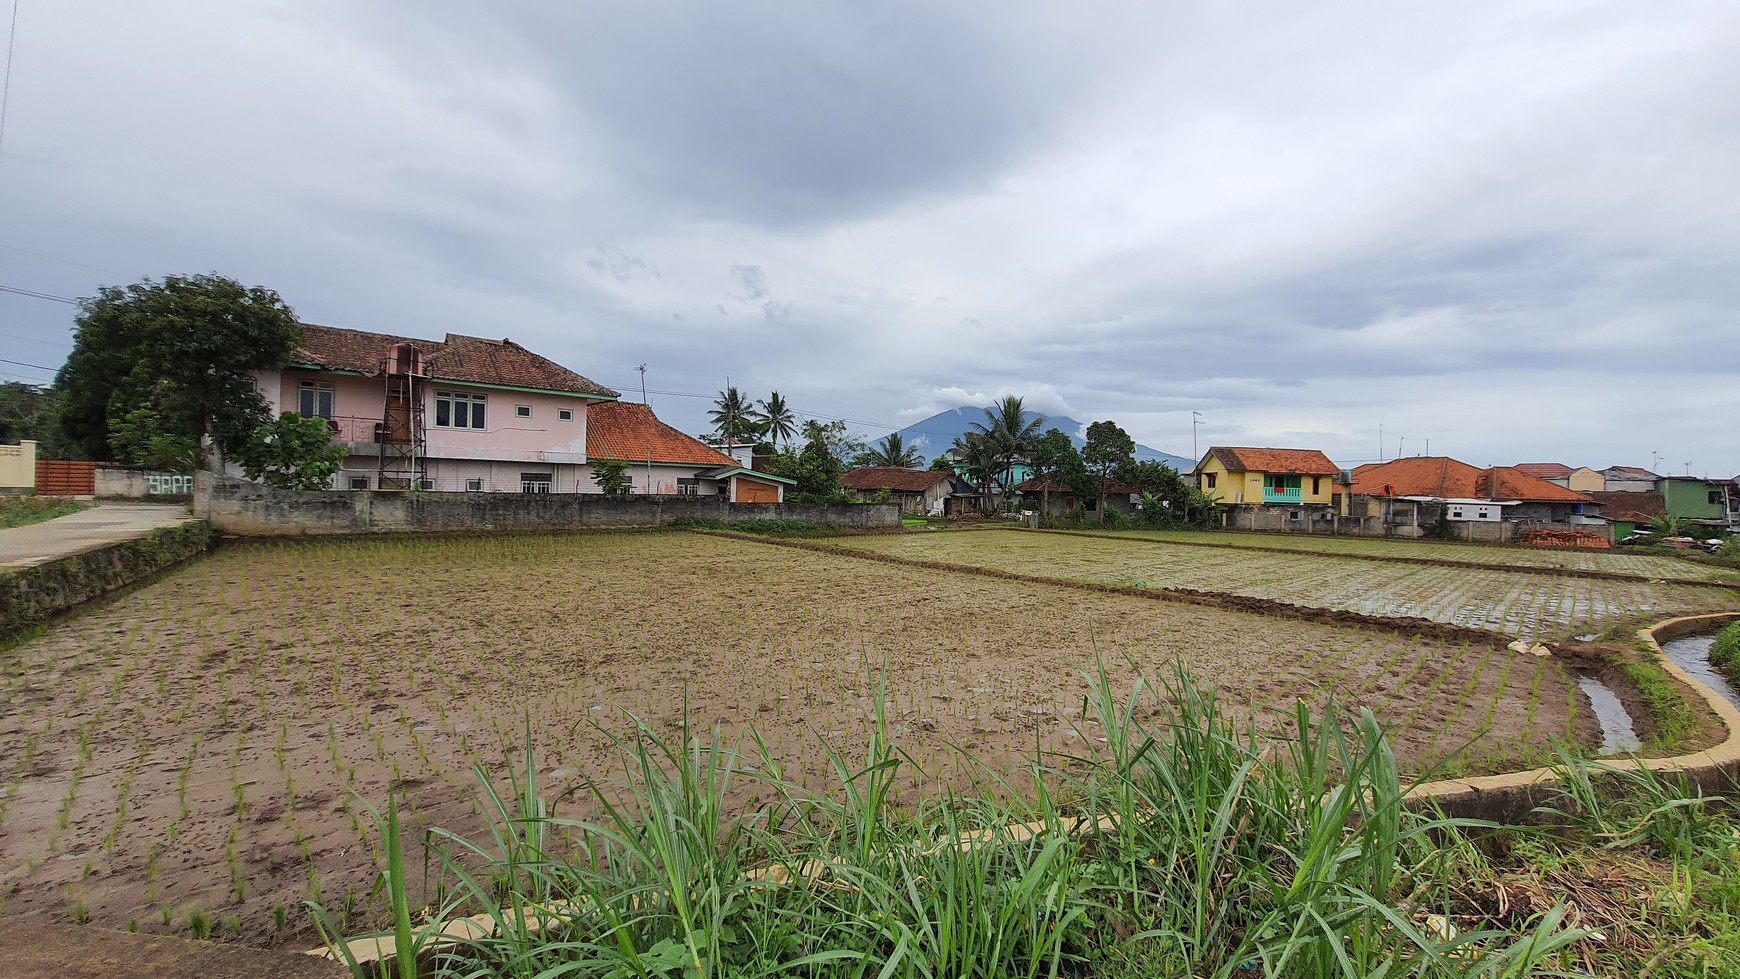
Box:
[1069,527,1740,584]
[841,529,1740,641]
[0,528,1601,944]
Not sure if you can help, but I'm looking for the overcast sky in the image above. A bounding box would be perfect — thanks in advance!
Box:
[1,1,1735,474]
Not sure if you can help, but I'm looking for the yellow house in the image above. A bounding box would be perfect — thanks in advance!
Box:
[1196,446,1340,506]
[1515,463,1605,494]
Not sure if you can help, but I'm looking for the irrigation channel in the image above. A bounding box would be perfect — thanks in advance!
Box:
[1660,631,1740,710]
[1556,629,1736,757]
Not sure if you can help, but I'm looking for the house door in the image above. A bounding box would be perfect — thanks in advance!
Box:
[736,478,779,503]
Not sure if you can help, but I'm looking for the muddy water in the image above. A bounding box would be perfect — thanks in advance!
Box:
[1577,675,1641,755]
[1659,633,1740,710]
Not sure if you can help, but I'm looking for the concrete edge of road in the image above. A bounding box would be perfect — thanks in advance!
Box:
[0,519,215,639]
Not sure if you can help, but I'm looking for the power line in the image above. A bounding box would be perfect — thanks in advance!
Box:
[0,327,69,347]
[0,355,57,371]
[0,283,76,303]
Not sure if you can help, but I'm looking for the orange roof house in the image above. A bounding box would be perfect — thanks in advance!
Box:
[293,324,619,397]
[1195,446,1340,506]
[586,403,737,467]
[269,322,619,492]
[1348,458,1590,503]
[585,402,793,502]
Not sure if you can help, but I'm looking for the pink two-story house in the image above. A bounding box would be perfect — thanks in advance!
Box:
[255,324,620,492]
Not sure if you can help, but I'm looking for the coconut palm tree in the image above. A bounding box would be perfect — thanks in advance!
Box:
[753,391,796,450]
[855,432,923,469]
[949,432,1001,514]
[969,395,1045,498]
[708,386,756,444]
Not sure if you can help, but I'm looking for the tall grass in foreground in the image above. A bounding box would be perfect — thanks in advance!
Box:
[314,664,1613,978]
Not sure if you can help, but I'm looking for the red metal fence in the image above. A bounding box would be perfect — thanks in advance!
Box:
[34,460,108,495]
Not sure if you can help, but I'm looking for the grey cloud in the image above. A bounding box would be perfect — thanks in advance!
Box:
[730,264,770,302]
[588,244,658,283]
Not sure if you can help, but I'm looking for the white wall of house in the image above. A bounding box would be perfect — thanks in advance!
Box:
[335,457,589,493]
[577,462,726,496]
[1444,501,1503,522]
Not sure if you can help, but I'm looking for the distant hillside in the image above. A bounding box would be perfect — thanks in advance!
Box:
[894,407,1193,469]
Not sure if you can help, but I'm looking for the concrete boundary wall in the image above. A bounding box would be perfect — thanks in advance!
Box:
[0,521,216,637]
[193,473,900,536]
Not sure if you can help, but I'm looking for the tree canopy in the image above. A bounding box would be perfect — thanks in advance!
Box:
[232,412,349,491]
[968,395,1044,495]
[708,386,765,444]
[1029,427,1089,515]
[59,274,302,465]
[854,432,923,469]
[1083,420,1136,518]
[0,383,75,457]
[751,392,796,450]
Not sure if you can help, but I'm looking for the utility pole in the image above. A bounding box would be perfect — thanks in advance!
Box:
[1424,438,1429,456]
[1378,423,1384,463]
[1191,411,1203,465]
[1399,436,1407,459]
[638,364,652,495]
[1652,451,1661,474]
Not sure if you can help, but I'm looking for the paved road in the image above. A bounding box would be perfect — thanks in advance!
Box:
[0,503,195,569]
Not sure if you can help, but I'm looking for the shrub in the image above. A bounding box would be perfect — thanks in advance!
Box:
[1711,620,1740,676]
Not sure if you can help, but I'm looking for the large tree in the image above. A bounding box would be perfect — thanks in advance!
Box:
[1082,420,1135,520]
[59,274,302,465]
[968,395,1044,499]
[1029,427,1084,518]
[853,432,922,469]
[752,391,797,450]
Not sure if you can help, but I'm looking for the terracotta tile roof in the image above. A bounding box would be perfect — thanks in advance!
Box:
[1585,491,1665,523]
[1203,446,1340,475]
[841,467,953,493]
[1015,475,1138,495]
[1513,462,1572,479]
[1349,457,1591,503]
[292,323,619,398]
[585,402,736,466]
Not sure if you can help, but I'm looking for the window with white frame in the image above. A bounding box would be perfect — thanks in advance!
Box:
[677,477,700,496]
[515,404,532,419]
[435,391,487,429]
[465,478,484,492]
[298,380,336,420]
[521,472,553,493]
[557,408,574,422]
[348,475,370,491]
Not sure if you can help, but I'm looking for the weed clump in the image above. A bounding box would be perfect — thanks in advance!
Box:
[311,664,1642,978]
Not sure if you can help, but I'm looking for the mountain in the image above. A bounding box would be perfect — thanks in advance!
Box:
[892,407,1194,469]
